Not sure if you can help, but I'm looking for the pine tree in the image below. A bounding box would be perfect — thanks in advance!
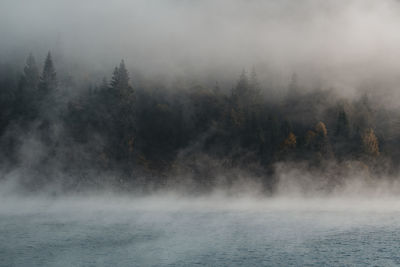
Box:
[236,70,249,97]
[313,121,333,158]
[110,60,132,98]
[281,120,292,139]
[232,70,250,107]
[109,60,136,163]
[34,52,58,145]
[22,53,39,89]
[249,67,261,97]
[17,53,40,121]
[335,109,350,138]
[38,52,57,100]
[278,132,297,160]
[305,130,316,149]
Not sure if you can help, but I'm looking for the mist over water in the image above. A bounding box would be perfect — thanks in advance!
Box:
[3,0,400,265]
[2,194,400,266]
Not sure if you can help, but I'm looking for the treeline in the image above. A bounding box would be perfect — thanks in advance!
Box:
[0,52,398,192]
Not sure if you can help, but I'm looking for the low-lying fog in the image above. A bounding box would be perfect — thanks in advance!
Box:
[2,0,400,264]
[2,193,400,266]
[3,192,400,214]
[3,194,400,215]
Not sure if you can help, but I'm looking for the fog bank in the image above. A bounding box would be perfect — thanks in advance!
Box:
[3,193,400,216]
[2,0,400,95]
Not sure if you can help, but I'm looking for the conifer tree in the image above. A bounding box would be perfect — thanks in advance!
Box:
[249,67,261,100]
[109,60,136,163]
[36,51,58,125]
[111,60,132,98]
[17,53,40,120]
[100,77,109,91]
[235,70,249,98]
[335,109,350,138]
[314,121,333,158]
[22,53,39,89]
[39,52,57,98]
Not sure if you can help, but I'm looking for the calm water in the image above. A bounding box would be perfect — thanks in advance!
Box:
[1,196,400,266]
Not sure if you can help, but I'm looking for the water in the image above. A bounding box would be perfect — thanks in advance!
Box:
[1,196,400,266]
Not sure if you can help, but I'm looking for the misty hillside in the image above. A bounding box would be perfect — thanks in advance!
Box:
[2,0,400,194]
[5,2,400,267]
[0,52,399,194]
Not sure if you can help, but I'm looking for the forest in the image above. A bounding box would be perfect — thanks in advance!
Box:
[0,52,398,194]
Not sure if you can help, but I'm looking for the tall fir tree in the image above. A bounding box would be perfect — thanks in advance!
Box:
[22,53,39,89]
[109,60,136,165]
[37,52,58,144]
[232,70,250,104]
[39,51,57,100]
[335,109,350,138]
[17,53,40,121]
[111,60,132,98]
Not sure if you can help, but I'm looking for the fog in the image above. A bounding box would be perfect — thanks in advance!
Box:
[2,0,400,96]
[1,0,400,195]
[3,3,400,265]
[3,194,400,266]
[4,193,400,215]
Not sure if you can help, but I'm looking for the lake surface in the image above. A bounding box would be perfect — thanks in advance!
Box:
[1,196,400,266]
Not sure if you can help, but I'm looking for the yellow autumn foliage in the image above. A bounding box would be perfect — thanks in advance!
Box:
[362,128,379,157]
[282,132,297,149]
[315,121,328,137]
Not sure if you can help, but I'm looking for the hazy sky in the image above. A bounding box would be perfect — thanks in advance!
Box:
[1,0,400,94]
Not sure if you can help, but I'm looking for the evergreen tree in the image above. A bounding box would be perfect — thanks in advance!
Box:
[0,64,18,134]
[249,67,261,101]
[99,77,109,92]
[35,52,59,146]
[38,51,57,98]
[234,70,249,98]
[109,60,136,164]
[279,132,297,160]
[335,109,350,138]
[333,108,352,160]
[281,120,292,139]
[22,53,39,89]
[232,70,251,109]
[111,60,132,98]
[312,121,333,160]
[17,53,40,121]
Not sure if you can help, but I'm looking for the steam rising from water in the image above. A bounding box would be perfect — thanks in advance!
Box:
[2,194,400,266]
[1,195,400,219]
[2,2,400,265]
[2,1,400,196]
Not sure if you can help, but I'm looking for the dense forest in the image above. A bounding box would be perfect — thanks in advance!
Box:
[0,52,399,194]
